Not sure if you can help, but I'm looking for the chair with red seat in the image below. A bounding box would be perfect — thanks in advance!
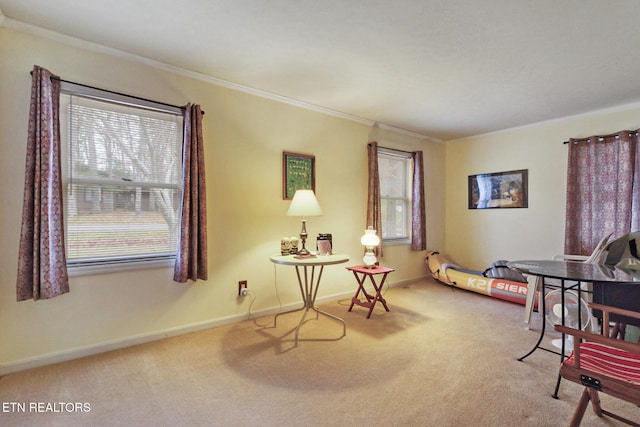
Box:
[555,302,640,426]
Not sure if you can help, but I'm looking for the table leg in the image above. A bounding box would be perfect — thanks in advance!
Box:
[274,264,346,345]
[518,279,548,362]
[367,272,390,318]
[518,278,585,399]
[349,271,390,319]
[348,272,369,312]
[273,266,309,328]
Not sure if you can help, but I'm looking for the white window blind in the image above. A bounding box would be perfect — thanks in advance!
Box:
[378,149,412,241]
[60,88,183,269]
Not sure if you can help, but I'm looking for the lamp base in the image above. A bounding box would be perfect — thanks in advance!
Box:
[363,251,377,268]
[297,247,311,256]
[295,219,317,258]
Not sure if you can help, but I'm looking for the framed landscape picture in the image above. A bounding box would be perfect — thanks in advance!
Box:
[283,151,315,200]
[468,169,528,209]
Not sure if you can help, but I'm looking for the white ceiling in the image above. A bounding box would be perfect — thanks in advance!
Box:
[2,0,640,141]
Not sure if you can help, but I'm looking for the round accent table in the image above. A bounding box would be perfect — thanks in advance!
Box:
[270,253,349,345]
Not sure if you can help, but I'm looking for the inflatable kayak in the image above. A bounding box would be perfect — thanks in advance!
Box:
[425,250,532,306]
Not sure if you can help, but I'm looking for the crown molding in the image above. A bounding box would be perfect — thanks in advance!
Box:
[2,16,440,143]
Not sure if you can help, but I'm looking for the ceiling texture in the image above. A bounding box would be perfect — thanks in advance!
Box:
[2,0,640,141]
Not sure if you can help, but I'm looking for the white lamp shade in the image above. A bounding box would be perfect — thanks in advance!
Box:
[287,190,323,217]
[361,227,380,247]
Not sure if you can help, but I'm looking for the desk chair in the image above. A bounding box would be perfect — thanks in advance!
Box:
[593,231,640,340]
[555,303,640,427]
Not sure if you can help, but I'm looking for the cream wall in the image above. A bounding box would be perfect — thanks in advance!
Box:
[0,26,444,372]
[445,103,640,270]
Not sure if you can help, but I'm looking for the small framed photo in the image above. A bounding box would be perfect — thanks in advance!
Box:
[283,151,315,200]
[317,240,332,256]
[468,169,528,209]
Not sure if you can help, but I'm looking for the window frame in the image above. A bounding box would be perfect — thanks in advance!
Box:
[59,82,184,276]
[377,147,413,244]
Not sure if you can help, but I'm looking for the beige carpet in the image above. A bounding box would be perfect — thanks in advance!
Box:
[1,278,638,426]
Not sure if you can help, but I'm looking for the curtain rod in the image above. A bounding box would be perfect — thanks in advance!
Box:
[30,71,204,115]
[563,129,639,144]
[369,142,415,155]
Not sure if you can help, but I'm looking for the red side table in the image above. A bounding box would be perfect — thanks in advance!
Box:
[346,265,394,318]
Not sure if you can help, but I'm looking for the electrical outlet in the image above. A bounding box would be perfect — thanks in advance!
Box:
[238,280,247,296]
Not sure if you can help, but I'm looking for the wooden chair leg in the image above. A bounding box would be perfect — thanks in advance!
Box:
[570,388,591,427]
[588,388,602,417]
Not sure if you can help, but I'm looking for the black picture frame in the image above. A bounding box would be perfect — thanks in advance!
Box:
[468,169,528,209]
[282,151,315,200]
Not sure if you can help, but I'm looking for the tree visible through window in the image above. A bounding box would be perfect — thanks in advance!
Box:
[378,149,412,241]
[60,90,183,268]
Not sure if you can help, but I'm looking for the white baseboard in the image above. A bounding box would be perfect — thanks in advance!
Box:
[0,313,247,376]
[0,275,426,376]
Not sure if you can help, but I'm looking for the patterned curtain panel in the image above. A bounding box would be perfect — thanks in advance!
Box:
[564,130,640,255]
[174,104,208,283]
[366,142,383,257]
[17,65,70,301]
[411,150,426,251]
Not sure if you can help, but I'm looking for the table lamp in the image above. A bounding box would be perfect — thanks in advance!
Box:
[287,189,323,256]
[361,226,380,268]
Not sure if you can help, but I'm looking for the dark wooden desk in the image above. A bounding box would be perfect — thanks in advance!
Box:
[508,260,640,398]
[592,282,640,328]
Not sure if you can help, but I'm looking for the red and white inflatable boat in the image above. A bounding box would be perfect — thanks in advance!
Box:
[425,250,532,306]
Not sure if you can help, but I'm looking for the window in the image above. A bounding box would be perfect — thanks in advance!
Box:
[59,83,183,273]
[378,148,412,242]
